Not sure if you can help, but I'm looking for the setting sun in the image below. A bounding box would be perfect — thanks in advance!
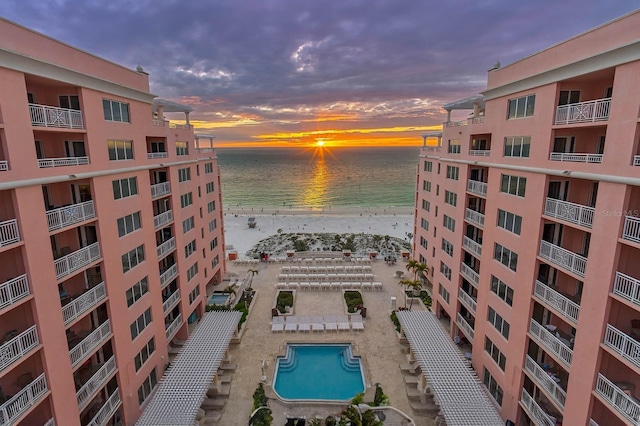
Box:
[316,140,325,147]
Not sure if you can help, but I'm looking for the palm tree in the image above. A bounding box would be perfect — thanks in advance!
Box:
[406,258,428,283]
[413,262,428,283]
[399,279,417,309]
[405,259,419,278]
[405,279,422,310]
[247,269,259,289]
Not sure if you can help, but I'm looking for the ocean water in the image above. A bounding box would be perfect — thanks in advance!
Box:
[216,146,420,209]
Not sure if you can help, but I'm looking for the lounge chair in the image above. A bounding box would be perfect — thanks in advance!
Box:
[285,316,298,332]
[311,317,324,332]
[271,316,285,332]
[298,316,311,332]
[351,315,365,331]
[324,316,338,331]
[337,315,350,331]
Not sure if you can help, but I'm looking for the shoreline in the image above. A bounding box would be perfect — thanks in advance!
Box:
[223,205,414,216]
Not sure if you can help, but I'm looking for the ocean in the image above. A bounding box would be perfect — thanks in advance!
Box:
[216,146,420,210]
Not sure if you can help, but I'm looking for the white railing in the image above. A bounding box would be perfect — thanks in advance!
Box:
[549,152,603,163]
[0,325,39,373]
[29,103,84,129]
[604,324,640,369]
[163,290,181,314]
[0,219,20,247]
[0,274,30,311]
[156,237,176,259]
[196,148,214,154]
[544,198,594,228]
[529,319,573,367]
[460,263,480,285]
[150,182,171,199]
[539,240,587,278]
[0,161,8,171]
[165,314,182,341]
[465,208,485,227]
[54,242,101,280]
[612,271,640,307]
[62,282,106,326]
[520,388,556,426]
[524,355,567,409]
[160,264,178,288]
[37,157,89,168]
[623,216,640,244]
[445,120,467,128]
[462,236,482,257]
[46,201,95,231]
[153,210,173,229]
[69,320,111,368]
[147,152,168,159]
[87,388,121,426]
[422,146,442,152]
[0,373,47,426]
[458,291,477,314]
[152,119,166,127]
[76,356,117,410]
[533,280,580,324]
[43,418,55,426]
[467,179,488,197]
[470,116,485,124]
[555,98,611,125]
[588,420,599,426]
[170,123,192,130]
[595,373,640,424]
[456,313,474,342]
[634,156,640,166]
[469,149,491,156]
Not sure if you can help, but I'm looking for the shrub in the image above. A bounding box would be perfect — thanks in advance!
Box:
[390,311,400,333]
[234,303,249,331]
[276,291,294,314]
[344,291,363,313]
[351,392,364,405]
[250,408,273,426]
[373,383,389,406]
[325,416,337,426]
[252,383,268,410]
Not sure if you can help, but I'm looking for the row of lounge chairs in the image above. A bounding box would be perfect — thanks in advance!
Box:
[275,281,383,291]
[280,265,372,273]
[277,273,376,282]
[232,259,260,265]
[271,315,365,332]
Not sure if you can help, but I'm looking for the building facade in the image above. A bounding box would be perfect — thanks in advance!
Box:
[414,10,640,426]
[0,19,226,425]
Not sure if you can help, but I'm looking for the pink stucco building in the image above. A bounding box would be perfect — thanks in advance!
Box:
[0,19,226,425]
[414,10,640,426]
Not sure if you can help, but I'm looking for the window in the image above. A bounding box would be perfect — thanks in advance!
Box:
[189,286,200,304]
[500,174,527,197]
[421,199,430,212]
[446,166,459,180]
[103,99,130,122]
[494,243,518,272]
[131,307,152,340]
[138,368,158,405]
[180,192,193,208]
[443,215,455,232]
[117,211,142,237]
[421,218,429,231]
[482,368,503,406]
[122,245,145,273]
[178,167,191,182]
[444,191,457,207]
[209,219,217,232]
[59,95,80,110]
[185,240,196,258]
[126,277,149,307]
[176,141,188,156]
[204,162,214,173]
[440,262,451,280]
[507,94,535,119]
[420,236,428,249]
[212,255,219,268]
[558,90,580,106]
[448,140,461,154]
[438,284,450,303]
[423,181,431,192]
[134,338,155,372]
[187,262,199,281]
[206,182,215,193]
[424,161,432,172]
[490,275,514,306]
[113,177,138,199]
[485,337,506,371]
[497,209,522,235]
[207,201,216,213]
[108,140,134,161]
[210,237,218,251]
[182,216,195,234]
[441,239,454,256]
[487,306,510,339]
[503,136,531,158]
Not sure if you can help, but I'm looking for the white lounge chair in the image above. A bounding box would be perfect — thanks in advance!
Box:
[351,314,364,331]
[285,316,298,332]
[271,316,285,332]
[311,316,324,332]
[324,316,337,331]
[337,315,350,331]
[298,316,311,332]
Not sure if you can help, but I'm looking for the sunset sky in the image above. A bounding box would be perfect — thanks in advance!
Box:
[1,1,637,148]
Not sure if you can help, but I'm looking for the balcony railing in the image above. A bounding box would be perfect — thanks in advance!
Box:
[533,280,580,324]
[87,388,121,426]
[456,313,474,343]
[634,156,640,166]
[529,319,573,367]
[29,103,84,129]
[549,153,603,163]
[156,237,176,259]
[54,242,101,280]
[0,325,39,373]
[524,355,566,409]
[0,274,30,311]
[465,208,485,228]
[539,240,587,278]
[152,119,166,127]
[69,320,111,368]
[163,290,181,314]
[462,236,482,258]
[147,152,168,159]
[603,324,640,369]
[0,161,8,171]
[44,418,54,426]
[76,356,117,410]
[595,373,640,424]
[623,216,640,244]
[612,271,640,307]
[469,149,491,156]
[170,123,192,130]
[467,179,488,197]
[0,373,47,426]
[46,201,95,231]
[153,210,173,229]
[554,98,611,125]
[195,148,214,154]
[469,116,485,124]
[62,282,107,326]
[150,182,171,199]
[458,291,477,314]
[160,264,178,288]
[444,120,467,128]
[165,314,182,341]
[520,388,556,426]
[37,157,89,168]
[460,263,480,285]
[0,219,20,247]
[544,198,594,228]
[589,420,599,426]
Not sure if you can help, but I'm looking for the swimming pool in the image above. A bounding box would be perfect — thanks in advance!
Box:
[273,343,365,401]
[208,293,230,305]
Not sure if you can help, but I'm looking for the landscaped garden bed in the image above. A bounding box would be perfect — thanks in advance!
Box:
[343,290,364,314]
[273,290,295,315]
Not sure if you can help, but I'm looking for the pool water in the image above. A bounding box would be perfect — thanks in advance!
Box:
[208,293,229,305]
[273,344,365,401]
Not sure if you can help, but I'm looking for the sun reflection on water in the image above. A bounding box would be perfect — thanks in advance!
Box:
[301,147,330,209]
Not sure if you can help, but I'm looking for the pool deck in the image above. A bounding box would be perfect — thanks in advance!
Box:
[214,257,439,426]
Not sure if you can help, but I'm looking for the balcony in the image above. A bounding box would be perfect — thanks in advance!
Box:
[153,210,173,230]
[46,201,95,232]
[54,242,101,280]
[623,216,640,244]
[163,290,181,314]
[0,161,8,171]
[0,275,30,312]
[62,282,107,326]
[160,264,178,289]
[444,120,467,128]
[533,281,580,324]
[469,149,490,157]
[529,319,573,367]
[539,240,587,278]
[544,198,594,228]
[0,220,20,247]
[520,388,557,426]
[0,373,47,426]
[594,373,640,424]
[195,148,214,154]
[69,320,111,368]
[150,182,171,199]
[462,236,482,258]
[460,263,479,286]
[469,116,485,124]
[29,103,84,129]
[458,291,477,314]
[165,313,182,341]
[549,153,603,163]
[0,326,39,373]
[44,419,54,426]
[156,238,176,259]
[467,179,487,197]
[554,98,610,125]
[147,152,168,159]
[37,157,89,168]
[612,271,640,308]
[634,156,640,166]
[465,208,485,228]
[76,356,117,410]
[524,355,567,409]
[456,313,474,343]
[86,388,120,426]
[603,324,640,370]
